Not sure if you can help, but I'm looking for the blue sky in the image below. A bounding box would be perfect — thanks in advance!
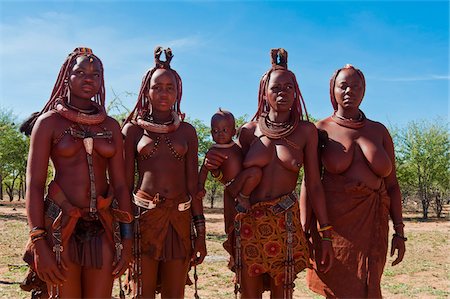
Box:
[0,0,448,127]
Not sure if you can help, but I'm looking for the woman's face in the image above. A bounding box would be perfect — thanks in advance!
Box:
[266,70,295,113]
[148,69,178,112]
[334,68,364,110]
[68,56,102,100]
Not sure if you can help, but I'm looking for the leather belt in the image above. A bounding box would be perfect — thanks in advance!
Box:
[133,193,192,211]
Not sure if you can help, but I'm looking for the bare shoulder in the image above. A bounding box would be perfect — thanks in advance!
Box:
[366,118,390,135]
[33,110,64,133]
[315,116,334,131]
[297,120,318,137]
[180,121,197,137]
[103,116,122,132]
[122,121,143,137]
[239,121,257,137]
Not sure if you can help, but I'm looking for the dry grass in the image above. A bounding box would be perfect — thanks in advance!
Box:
[0,201,448,299]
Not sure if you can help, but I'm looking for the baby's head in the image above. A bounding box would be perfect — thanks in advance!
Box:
[211,108,236,144]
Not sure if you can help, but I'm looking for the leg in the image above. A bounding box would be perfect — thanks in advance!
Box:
[81,234,114,298]
[46,243,82,298]
[227,167,262,199]
[138,255,159,299]
[223,191,237,233]
[240,262,263,299]
[159,258,190,299]
[269,276,285,299]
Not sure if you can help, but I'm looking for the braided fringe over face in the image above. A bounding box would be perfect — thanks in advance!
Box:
[123,46,183,127]
[329,64,366,111]
[42,47,105,113]
[20,47,105,136]
[252,48,308,122]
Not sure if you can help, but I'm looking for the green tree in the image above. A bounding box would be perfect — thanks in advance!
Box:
[0,108,29,200]
[106,89,135,124]
[393,118,450,218]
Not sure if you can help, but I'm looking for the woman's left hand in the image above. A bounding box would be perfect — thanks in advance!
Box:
[191,235,207,266]
[318,240,334,273]
[390,235,406,266]
[112,238,133,278]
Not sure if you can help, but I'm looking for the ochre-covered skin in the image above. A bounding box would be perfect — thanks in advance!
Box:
[122,48,205,298]
[23,48,133,298]
[204,49,334,299]
[304,65,406,298]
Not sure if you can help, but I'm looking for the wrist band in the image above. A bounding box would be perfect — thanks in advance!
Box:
[120,222,134,240]
[238,192,250,200]
[211,171,223,181]
[393,233,407,242]
[318,225,333,232]
[321,237,332,242]
[192,214,205,222]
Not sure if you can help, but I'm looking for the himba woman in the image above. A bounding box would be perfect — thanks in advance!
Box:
[303,64,406,298]
[19,47,133,298]
[122,47,206,298]
[204,48,334,299]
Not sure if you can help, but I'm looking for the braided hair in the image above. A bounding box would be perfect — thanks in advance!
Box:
[329,64,366,111]
[252,48,308,121]
[124,46,183,126]
[20,47,105,135]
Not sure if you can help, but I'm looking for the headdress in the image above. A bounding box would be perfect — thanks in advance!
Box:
[20,47,105,134]
[123,46,183,130]
[252,48,308,122]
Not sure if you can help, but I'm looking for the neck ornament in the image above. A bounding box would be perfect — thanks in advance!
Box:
[331,110,366,129]
[258,113,298,139]
[137,111,181,134]
[55,98,106,125]
[212,141,236,149]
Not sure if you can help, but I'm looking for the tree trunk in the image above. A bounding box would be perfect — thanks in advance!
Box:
[209,185,217,209]
[435,192,443,218]
[0,174,3,200]
[4,182,14,201]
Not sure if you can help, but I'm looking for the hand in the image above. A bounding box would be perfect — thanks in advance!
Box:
[191,235,207,266]
[317,239,334,273]
[112,239,133,278]
[390,235,406,266]
[33,240,67,285]
[204,150,227,171]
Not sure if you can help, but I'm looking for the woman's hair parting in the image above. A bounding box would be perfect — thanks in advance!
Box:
[329,64,366,111]
[252,48,308,121]
[124,46,183,125]
[20,47,105,135]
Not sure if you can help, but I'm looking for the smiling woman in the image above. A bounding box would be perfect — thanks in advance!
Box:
[19,47,133,299]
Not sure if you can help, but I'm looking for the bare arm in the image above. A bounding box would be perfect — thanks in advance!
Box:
[198,160,209,190]
[303,124,329,227]
[303,123,334,272]
[108,118,132,215]
[186,124,207,265]
[26,113,66,284]
[383,126,405,266]
[122,123,138,194]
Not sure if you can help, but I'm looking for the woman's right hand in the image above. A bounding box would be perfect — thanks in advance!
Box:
[204,150,227,171]
[33,240,67,285]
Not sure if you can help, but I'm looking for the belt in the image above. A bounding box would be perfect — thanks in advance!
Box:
[133,193,192,211]
[271,192,297,214]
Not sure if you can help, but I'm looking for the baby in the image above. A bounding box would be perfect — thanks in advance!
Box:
[198,108,261,230]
